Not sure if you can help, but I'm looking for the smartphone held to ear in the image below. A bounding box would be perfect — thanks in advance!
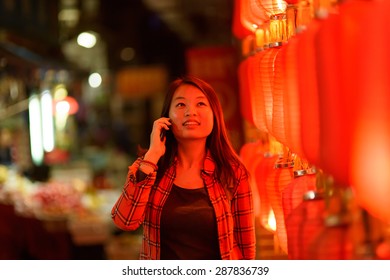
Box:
[160,129,166,141]
[160,118,170,141]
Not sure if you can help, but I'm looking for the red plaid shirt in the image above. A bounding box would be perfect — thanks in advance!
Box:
[111,152,256,260]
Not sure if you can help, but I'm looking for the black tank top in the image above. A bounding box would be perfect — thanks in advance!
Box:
[160,184,221,260]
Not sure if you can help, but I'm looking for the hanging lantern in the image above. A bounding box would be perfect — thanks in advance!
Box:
[282,168,317,219]
[260,47,275,133]
[250,50,268,133]
[266,11,289,143]
[255,153,279,230]
[297,18,321,166]
[259,47,281,133]
[278,1,312,157]
[282,36,304,156]
[299,192,326,259]
[272,38,301,152]
[307,214,354,259]
[307,184,356,259]
[249,23,270,134]
[298,0,338,169]
[272,43,288,145]
[315,9,354,186]
[285,191,325,259]
[232,0,253,39]
[265,157,294,254]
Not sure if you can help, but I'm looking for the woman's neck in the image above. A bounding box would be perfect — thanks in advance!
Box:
[176,141,207,169]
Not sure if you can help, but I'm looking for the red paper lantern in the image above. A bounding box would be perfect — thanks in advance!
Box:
[307,214,354,259]
[255,154,279,229]
[282,36,305,156]
[296,19,321,166]
[282,169,317,219]
[250,50,268,132]
[259,47,281,133]
[272,44,288,145]
[266,158,294,253]
[299,194,327,259]
[285,191,325,259]
[232,0,253,39]
[315,10,353,186]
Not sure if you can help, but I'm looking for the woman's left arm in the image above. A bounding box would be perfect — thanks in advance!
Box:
[231,168,256,260]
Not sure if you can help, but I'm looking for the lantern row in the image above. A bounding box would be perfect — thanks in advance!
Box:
[235,0,390,223]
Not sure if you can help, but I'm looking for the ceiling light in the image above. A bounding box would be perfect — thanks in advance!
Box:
[88,72,102,88]
[77,32,97,48]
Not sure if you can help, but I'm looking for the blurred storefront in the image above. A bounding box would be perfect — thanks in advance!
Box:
[0,0,136,260]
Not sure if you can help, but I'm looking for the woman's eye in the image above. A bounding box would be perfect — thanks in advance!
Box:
[198,102,207,106]
[176,102,185,107]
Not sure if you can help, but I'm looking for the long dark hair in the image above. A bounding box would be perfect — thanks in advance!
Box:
[157,75,248,189]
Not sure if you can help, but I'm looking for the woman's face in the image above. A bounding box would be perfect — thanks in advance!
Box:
[168,84,214,141]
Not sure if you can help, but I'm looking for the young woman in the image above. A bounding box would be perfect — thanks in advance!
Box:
[111,75,256,260]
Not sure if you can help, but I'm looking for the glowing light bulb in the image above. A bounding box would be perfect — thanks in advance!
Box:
[77,32,97,48]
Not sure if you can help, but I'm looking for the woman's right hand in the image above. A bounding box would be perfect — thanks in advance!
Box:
[143,117,171,163]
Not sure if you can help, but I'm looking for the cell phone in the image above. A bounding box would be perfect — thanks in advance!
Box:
[160,129,166,141]
[160,118,170,141]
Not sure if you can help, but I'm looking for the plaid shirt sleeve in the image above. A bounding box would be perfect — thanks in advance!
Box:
[111,157,157,231]
[231,166,256,260]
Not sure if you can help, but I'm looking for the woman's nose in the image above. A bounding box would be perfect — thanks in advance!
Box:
[185,106,197,116]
